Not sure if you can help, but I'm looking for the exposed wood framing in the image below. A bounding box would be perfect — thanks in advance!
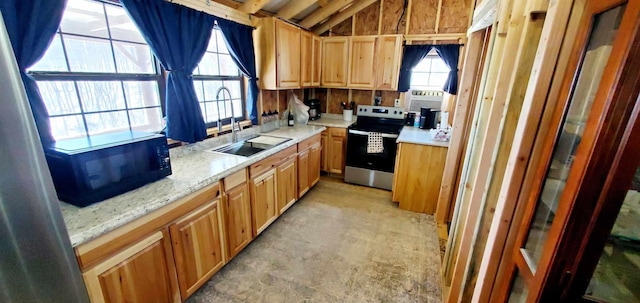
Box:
[238,0,271,14]
[169,0,252,26]
[404,33,467,44]
[277,0,319,20]
[404,0,413,35]
[299,0,356,29]
[469,0,497,32]
[472,0,579,301]
[313,0,379,34]
[377,0,384,35]
[436,0,444,33]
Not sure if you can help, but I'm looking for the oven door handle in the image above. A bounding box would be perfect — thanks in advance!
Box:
[348,129,399,139]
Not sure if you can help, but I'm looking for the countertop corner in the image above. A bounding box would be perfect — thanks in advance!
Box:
[397,127,450,148]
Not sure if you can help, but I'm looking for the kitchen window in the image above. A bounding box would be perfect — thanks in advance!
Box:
[29,0,244,141]
[410,50,450,91]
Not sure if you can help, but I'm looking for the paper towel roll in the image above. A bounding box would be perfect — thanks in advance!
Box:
[441,111,450,128]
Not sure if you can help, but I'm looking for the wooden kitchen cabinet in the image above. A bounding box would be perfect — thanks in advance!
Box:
[297,149,310,197]
[82,230,180,303]
[348,36,377,89]
[250,168,278,236]
[312,35,322,86]
[320,130,329,171]
[309,142,321,187]
[277,155,297,213]
[223,169,253,260]
[321,37,349,87]
[254,18,301,89]
[376,35,403,90]
[392,143,448,214]
[301,31,313,87]
[320,127,347,175]
[170,199,226,299]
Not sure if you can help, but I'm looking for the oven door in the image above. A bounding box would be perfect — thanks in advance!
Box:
[345,129,399,173]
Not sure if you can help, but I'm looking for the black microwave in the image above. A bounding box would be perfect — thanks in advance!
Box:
[45,131,172,207]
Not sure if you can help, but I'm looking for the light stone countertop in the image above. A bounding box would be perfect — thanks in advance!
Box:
[60,125,326,247]
[307,113,356,128]
[397,126,450,148]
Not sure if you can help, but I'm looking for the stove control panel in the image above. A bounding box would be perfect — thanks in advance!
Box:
[357,105,404,119]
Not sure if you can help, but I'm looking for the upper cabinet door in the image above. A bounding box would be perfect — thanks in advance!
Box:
[312,35,322,86]
[376,35,403,90]
[300,31,313,87]
[348,36,377,89]
[276,20,301,88]
[321,37,349,87]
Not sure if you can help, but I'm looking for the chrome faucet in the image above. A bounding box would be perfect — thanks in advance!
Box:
[216,86,241,143]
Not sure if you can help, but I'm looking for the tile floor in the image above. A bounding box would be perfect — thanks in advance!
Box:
[188,179,443,302]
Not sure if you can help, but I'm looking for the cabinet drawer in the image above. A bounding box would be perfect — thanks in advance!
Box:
[329,128,346,137]
[298,133,321,152]
[250,145,297,177]
[224,169,247,191]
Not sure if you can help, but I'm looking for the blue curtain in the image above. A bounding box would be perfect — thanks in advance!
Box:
[216,18,258,124]
[433,44,461,95]
[397,45,433,92]
[121,0,214,143]
[0,0,66,147]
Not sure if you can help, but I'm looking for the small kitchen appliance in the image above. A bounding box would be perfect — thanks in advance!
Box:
[45,131,172,207]
[419,108,441,129]
[404,112,416,126]
[306,99,321,120]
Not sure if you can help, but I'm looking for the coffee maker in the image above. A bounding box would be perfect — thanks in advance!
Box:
[306,99,321,120]
[419,108,441,129]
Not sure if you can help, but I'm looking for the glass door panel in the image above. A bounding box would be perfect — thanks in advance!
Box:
[521,5,626,269]
[584,166,640,303]
[508,270,529,303]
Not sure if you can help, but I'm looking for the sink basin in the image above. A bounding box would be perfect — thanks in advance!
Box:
[210,135,291,157]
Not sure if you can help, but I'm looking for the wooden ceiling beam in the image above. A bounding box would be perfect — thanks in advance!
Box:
[238,0,272,14]
[299,0,355,29]
[277,0,319,20]
[312,0,378,34]
[170,0,252,26]
[207,0,273,18]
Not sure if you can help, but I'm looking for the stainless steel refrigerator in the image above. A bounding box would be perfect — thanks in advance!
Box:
[0,13,89,303]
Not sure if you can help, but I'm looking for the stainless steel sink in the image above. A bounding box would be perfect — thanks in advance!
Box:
[210,135,291,157]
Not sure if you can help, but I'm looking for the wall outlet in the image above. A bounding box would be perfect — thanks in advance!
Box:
[394,99,401,107]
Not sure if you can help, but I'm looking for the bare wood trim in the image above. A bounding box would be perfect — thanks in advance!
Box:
[405,0,413,36]
[205,120,253,137]
[435,0,444,33]
[238,0,271,14]
[75,183,221,270]
[277,0,319,20]
[299,0,355,29]
[404,33,467,42]
[469,0,498,33]
[223,169,248,191]
[169,0,251,26]
[378,0,384,35]
[472,1,577,301]
[312,0,377,34]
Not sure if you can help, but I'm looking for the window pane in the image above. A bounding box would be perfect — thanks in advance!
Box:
[206,32,217,52]
[61,0,109,38]
[129,108,163,132]
[123,81,160,109]
[50,115,85,140]
[219,54,239,76]
[414,59,431,72]
[85,111,129,135]
[196,53,219,76]
[77,81,125,112]
[216,30,229,54]
[105,4,145,43]
[232,99,243,118]
[30,35,68,72]
[431,58,450,72]
[39,81,81,115]
[64,36,116,73]
[411,73,430,87]
[429,73,448,87]
[204,102,220,123]
[203,80,224,101]
[223,100,232,118]
[193,80,205,101]
[223,80,242,99]
[113,42,154,74]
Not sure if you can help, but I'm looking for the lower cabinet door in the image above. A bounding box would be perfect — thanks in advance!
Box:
[250,168,278,235]
[169,200,226,299]
[225,183,253,259]
[82,230,180,303]
[297,149,310,198]
[277,156,297,213]
[309,143,321,187]
[321,131,329,172]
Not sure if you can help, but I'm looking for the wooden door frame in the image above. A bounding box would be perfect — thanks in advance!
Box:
[493,0,640,301]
